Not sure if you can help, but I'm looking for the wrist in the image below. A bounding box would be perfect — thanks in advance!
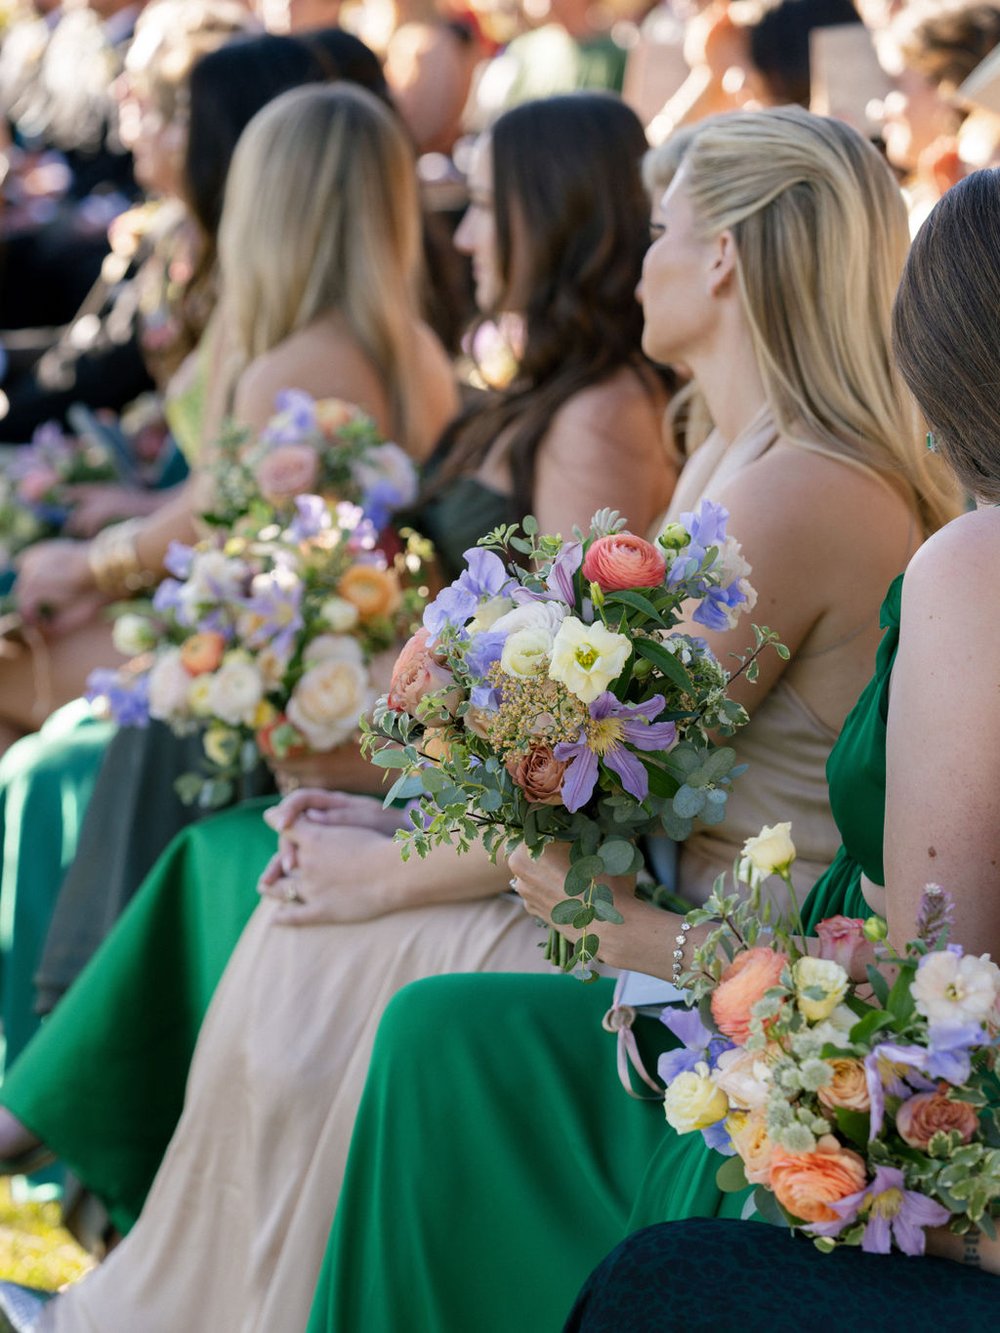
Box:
[87,520,157,599]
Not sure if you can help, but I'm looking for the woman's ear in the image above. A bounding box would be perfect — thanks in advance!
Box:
[707,228,737,297]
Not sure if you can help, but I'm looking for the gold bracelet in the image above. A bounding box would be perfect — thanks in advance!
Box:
[88,520,156,598]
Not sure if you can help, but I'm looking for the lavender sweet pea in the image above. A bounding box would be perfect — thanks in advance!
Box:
[86,669,151,728]
[262,389,316,444]
[424,548,516,639]
[554,693,677,812]
[667,499,730,589]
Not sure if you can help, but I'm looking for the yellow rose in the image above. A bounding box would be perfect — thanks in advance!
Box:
[500,627,554,679]
[663,1062,729,1134]
[793,956,849,1023]
[739,822,796,881]
[548,616,631,704]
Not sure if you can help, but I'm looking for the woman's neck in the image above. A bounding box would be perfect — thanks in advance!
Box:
[688,336,770,445]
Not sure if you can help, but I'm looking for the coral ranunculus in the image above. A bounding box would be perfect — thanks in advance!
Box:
[582,533,667,592]
[895,1091,979,1150]
[711,946,789,1045]
[337,564,401,622]
[769,1138,868,1223]
[505,744,568,805]
[180,631,226,677]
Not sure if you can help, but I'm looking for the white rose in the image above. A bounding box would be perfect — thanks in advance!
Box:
[491,600,567,637]
[467,596,516,634]
[286,652,371,750]
[112,613,157,657]
[320,597,360,633]
[712,1046,773,1110]
[912,950,1000,1029]
[207,660,265,727]
[793,956,849,1023]
[148,649,193,722]
[303,635,365,668]
[500,626,554,679]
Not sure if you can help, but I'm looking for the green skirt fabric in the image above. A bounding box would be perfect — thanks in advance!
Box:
[0,798,276,1233]
[306,862,872,1333]
[0,702,114,1073]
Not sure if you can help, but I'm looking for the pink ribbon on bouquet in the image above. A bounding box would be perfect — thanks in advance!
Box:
[602,973,665,1100]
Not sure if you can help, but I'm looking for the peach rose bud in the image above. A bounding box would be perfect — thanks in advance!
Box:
[505,745,568,806]
[769,1138,867,1224]
[581,533,667,593]
[817,1059,871,1113]
[710,946,789,1045]
[896,1091,979,1150]
[179,631,226,677]
[255,444,321,503]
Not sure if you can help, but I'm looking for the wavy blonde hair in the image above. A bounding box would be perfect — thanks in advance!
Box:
[647,107,962,535]
[219,83,422,443]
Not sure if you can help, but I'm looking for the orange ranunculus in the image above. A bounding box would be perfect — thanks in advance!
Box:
[710,946,789,1045]
[895,1091,979,1150]
[505,744,568,805]
[338,564,401,622]
[581,533,667,593]
[817,1060,871,1113]
[769,1137,867,1223]
[179,631,226,677]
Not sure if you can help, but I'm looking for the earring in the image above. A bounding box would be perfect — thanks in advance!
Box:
[926,432,938,452]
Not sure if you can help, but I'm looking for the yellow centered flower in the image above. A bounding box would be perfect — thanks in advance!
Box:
[586,717,625,756]
[868,1187,903,1219]
[575,645,598,669]
[549,616,631,704]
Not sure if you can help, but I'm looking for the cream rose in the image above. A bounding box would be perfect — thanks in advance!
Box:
[712,1046,773,1111]
[287,641,370,750]
[500,626,554,679]
[207,660,265,727]
[112,613,156,657]
[548,616,631,704]
[663,1062,729,1134]
[467,596,516,635]
[320,597,360,633]
[490,600,567,637]
[739,822,796,882]
[148,649,194,721]
[793,957,849,1023]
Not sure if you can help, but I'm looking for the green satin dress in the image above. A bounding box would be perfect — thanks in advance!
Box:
[0,477,516,1225]
[304,578,902,1333]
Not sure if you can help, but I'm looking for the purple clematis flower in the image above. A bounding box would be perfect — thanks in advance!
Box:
[241,570,304,660]
[554,693,677,813]
[807,1165,951,1254]
[547,540,583,604]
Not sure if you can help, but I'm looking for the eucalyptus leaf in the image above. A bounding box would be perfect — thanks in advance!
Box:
[716,1155,749,1193]
[673,784,707,819]
[599,839,636,876]
[551,899,583,925]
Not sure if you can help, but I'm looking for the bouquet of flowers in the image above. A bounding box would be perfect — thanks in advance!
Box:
[0,421,120,574]
[363,504,786,977]
[205,389,418,534]
[88,495,430,807]
[660,829,1000,1255]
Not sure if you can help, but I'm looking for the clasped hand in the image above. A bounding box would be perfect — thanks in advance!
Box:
[257,789,407,926]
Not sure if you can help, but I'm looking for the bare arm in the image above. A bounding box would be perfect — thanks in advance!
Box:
[883,511,1000,957]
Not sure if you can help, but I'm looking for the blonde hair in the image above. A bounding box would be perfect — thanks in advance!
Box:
[219,84,423,443]
[646,107,962,536]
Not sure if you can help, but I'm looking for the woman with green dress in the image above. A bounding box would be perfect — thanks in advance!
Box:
[303,107,966,1333]
[567,165,1000,1327]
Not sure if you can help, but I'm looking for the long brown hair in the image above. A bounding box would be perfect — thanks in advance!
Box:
[433,93,672,520]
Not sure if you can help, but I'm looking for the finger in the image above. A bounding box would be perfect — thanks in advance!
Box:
[272,900,331,927]
[257,851,286,890]
[259,875,305,905]
[263,788,340,830]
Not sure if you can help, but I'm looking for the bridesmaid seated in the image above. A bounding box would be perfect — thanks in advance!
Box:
[302,108,964,1333]
[565,159,1000,1333]
[0,92,676,1331]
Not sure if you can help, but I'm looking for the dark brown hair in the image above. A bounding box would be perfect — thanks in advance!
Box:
[892,167,1000,501]
[433,92,671,520]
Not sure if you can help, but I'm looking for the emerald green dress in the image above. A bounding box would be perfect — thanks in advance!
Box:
[304,578,902,1333]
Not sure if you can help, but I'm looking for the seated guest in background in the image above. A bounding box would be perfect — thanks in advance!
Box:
[302,106,962,1333]
[0,91,675,1330]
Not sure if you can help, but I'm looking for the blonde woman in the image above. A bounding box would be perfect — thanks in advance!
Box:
[305,108,963,1333]
[2,81,455,755]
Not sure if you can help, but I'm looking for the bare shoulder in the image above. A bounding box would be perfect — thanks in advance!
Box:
[233,323,389,433]
[902,506,1000,618]
[546,366,668,463]
[410,321,459,413]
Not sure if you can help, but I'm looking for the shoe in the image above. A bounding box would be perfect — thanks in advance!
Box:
[0,1145,55,1178]
[0,1281,52,1332]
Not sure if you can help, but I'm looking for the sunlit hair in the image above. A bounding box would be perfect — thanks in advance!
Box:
[647,106,962,535]
[219,83,422,443]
